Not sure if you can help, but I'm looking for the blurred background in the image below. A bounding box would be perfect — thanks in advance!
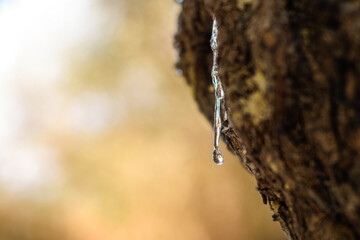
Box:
[0,0,285,239]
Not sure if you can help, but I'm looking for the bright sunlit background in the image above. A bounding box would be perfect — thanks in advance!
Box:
[0,0,285,239]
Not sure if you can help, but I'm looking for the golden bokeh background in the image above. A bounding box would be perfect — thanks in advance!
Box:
[0,0,285,239]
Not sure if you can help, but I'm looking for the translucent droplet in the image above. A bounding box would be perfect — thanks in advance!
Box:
[210,17,225,165]
[212,148,224,165]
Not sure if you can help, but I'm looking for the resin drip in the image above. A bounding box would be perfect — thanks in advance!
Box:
[210,18,225,165]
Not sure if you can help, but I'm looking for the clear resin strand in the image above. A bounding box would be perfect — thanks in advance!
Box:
[210,18,225,165]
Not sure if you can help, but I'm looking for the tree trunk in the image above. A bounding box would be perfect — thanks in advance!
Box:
[174,0,360,239]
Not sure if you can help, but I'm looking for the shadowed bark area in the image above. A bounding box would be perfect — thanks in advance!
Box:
[174,0,360,239]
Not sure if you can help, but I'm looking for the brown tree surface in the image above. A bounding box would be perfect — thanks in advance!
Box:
[174,0,360,239]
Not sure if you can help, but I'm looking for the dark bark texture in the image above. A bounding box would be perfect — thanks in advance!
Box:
[174,0,360,239]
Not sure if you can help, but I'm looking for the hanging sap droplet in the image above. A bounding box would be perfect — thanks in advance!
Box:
[212,148,224,165]
[210,17,225,165]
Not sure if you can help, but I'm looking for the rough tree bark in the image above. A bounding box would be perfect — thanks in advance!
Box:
[174,0,360,239]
